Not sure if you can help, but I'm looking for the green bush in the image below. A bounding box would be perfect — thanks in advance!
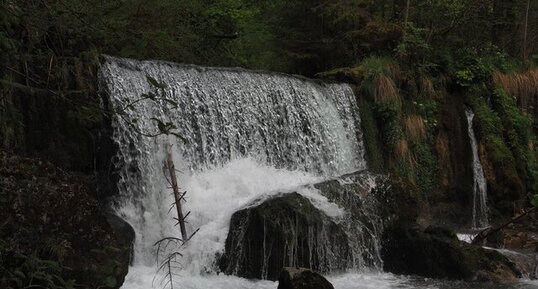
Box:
[414,142,439,196]
[453,49,516,87]
[374,102,403,147]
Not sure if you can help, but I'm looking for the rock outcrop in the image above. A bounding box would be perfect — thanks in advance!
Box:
[219,170,386,280]
[219,193,350,280]
[381,225,521,282]
[479,225,538,279]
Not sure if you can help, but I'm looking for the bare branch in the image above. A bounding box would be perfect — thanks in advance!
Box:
[152,142,200,288]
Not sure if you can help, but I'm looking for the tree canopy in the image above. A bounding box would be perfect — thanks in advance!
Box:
[1,0,536,76]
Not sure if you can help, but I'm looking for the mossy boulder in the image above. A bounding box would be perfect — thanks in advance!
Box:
[381,225,521,282]
[219,193,349,281]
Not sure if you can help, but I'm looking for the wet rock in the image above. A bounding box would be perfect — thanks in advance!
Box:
[105,212,135,264]
[381,225,521,282]
[313,170,380,213]
[491,248,538,280]
[277,267,334,289]
[219,193,350,280]
[313,170,385,269]
[484,228,538,279]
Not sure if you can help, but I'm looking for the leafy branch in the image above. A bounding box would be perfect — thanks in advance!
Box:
[116,76,186,142]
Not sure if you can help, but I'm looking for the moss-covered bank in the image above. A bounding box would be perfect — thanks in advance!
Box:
[0,152,132,289]
[320,54,537,227]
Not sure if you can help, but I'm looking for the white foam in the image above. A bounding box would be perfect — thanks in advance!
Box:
[120,157,355,287]
[178,158,323,275]
[122,268,448,289]
[122,265,276,289]
[296,186,346,219]
[328,273,431,289]
[456,234,475,243]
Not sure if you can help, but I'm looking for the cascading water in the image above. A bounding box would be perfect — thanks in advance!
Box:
[465,108,488,229]
[99,56,382,289]
[102,56,365,174]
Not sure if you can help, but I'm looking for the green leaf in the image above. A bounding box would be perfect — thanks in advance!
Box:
[163,98,178,108]
[13,270,25,279]
[151,118,171,134]
[171,132,188,143]
[104,276,117,288]
[90,248,104,254]
[146,76,167,89]
[141,92,157,100]
[531,194,538,208]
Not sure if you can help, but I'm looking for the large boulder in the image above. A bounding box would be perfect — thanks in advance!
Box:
[480,226,538,279]
[381,225,521,282]
[219,193,350,280]
[277,267,334,289]
[493,248,538,280]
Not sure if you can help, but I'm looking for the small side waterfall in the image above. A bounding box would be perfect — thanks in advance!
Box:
[99,56,381,288]
[465,108,488,229]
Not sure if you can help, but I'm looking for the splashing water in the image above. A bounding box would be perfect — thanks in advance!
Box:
[118,157,398,289]
[465,108,488,229]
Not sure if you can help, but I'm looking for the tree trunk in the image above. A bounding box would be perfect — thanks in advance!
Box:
[392,0,406,20]
[523,0,530,64]
[404,0,410,25]
[165,144,188,241]
[380,0,386,19]
[492,0,516,55]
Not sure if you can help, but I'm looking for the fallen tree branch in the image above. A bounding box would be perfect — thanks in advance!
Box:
[472,206,536,245]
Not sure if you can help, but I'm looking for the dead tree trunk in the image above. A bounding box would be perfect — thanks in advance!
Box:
[472,206,536,245]
[165,144,188,241]
[153,145,200,288]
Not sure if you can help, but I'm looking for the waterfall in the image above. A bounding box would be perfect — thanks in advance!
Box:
[101,56,365,175]
[465,108,488,229]
[99,56,376,288]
